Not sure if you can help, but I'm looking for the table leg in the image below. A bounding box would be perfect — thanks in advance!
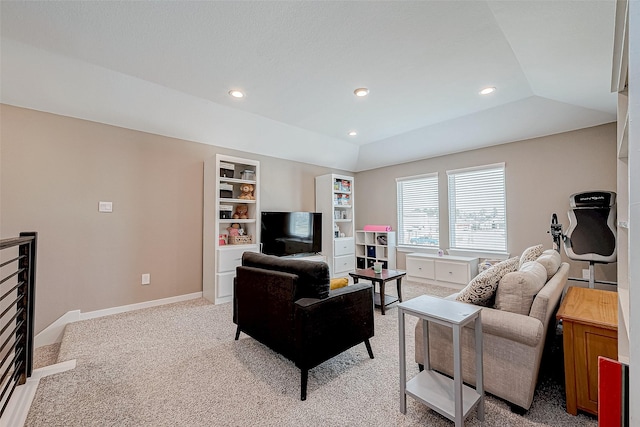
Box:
[353,277,359,284]
[397,277,403,302]
[399,309,407,414]
[453,323,463,427]
[475,314,484,421]
[379,280,386,315]
[422,319,430,371]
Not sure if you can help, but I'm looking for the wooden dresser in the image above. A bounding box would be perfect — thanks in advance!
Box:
[556,286,618,416]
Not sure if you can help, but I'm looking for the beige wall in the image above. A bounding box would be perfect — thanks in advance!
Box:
[354,123,618,284]
[1,104,618,333]
[0,105,342,333]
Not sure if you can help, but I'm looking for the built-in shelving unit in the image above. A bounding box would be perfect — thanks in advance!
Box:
[315,174,355,277]
[355,230,396,270]
[203,154,260,304]
[613,0,631,366]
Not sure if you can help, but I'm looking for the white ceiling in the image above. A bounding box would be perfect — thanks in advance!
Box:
[0,1,617,171]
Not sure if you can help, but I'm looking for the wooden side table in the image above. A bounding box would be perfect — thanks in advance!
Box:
[556,286,618,416]
[398,295,484,426]
[349,268,406,315]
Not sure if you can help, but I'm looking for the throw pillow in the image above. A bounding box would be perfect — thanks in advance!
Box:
[330,277,349,290]
[494,261,548,315]
[519,244,544,268]
[536,249,562,280]
[456,256,519,306]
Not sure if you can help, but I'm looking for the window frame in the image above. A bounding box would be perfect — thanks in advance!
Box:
[447,163,507,253]
[396,172,439,248]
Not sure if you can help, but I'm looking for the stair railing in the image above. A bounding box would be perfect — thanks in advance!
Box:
[0,232,37,417]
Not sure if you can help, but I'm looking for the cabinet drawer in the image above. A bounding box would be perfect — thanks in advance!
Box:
[216,272,235,299]
[406,257,435,279]
[334,255,355,274]
[334,238,355,256]
[435,261,469,285]
[217,246,259,272]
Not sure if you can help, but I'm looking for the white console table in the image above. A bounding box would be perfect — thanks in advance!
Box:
[405,253,478,289]
[398,295,484,426]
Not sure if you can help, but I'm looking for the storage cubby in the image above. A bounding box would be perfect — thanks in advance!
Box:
[354,230,396,271]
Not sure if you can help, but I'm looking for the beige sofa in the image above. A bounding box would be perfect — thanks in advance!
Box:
[415,261,569,411]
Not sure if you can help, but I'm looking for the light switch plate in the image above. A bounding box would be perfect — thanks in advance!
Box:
[99,201,113,213]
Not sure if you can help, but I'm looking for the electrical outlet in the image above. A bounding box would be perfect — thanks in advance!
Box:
[582,269,590,280]
[142,274,150,285]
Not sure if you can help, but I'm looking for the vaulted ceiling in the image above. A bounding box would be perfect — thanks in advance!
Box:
[0,1,617,171]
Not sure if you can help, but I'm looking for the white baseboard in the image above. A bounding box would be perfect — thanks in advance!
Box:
[34,292,203,348]
[0,360,76,427]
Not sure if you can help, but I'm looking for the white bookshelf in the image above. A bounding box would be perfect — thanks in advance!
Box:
[203,154,260,304]
[315,174,355,277]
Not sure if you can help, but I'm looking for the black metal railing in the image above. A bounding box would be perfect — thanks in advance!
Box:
[0,232,37,418]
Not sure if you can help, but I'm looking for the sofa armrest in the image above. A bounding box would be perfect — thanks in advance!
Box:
[294,283,374,369]
[478,306,543,347]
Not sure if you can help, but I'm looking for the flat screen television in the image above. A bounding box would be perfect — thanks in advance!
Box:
[261,211,322,257]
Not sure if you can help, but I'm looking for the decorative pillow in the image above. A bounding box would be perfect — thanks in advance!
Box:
[536,249,562,280]
[456,256,519,306]
[330,277,349,290]
[519,244,544,268]
[494,261,548,315]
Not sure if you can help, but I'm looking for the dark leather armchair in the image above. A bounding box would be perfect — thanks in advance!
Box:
[233,252,374,400]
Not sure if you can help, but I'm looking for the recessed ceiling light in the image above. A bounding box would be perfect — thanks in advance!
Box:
[348,131,358,136]
[354,88,369,97]
[479,87,496,95]
[228,90,245,98]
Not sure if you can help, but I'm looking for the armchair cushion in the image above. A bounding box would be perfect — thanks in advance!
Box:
[494,261,547,315]
[456,256,519,306]
[241,252,330,299]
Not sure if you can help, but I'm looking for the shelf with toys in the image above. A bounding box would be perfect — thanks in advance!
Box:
[203,154,260,304]
[315,174,355,277]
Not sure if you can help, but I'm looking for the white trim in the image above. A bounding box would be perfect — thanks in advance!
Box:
[1,360,76,427]
[446,162,505,176]
[34,310,80,348]
[397,245,440,254]
[446,248,510,260]
[395,171,437,182]
[34,292,203,347]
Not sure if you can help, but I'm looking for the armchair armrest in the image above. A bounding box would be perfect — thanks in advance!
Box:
[477,306,543,347]
[294,283,374,369]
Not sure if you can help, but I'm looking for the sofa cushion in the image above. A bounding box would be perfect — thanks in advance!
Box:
[456,256,519,306]
[494,261,548,315]
[241,252,330,299]
[536,249,562,280]
[330,277,349,290]
[519,244,544,268]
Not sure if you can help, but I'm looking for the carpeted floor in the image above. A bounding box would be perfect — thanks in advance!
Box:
[26,281,597,426]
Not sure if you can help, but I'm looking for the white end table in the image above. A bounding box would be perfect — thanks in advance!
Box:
[398,295,484,426]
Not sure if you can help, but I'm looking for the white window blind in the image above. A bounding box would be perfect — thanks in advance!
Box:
[448,164,506,252]
[396,173,439,247]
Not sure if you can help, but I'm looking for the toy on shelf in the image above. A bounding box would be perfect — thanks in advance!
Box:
[238,183,255,200]
[233,204,249,219]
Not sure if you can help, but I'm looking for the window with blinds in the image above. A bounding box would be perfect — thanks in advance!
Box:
[396,173,439,247]
[448,164,506,252]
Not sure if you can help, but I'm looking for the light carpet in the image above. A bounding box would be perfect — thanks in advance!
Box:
[26,281,596,426]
